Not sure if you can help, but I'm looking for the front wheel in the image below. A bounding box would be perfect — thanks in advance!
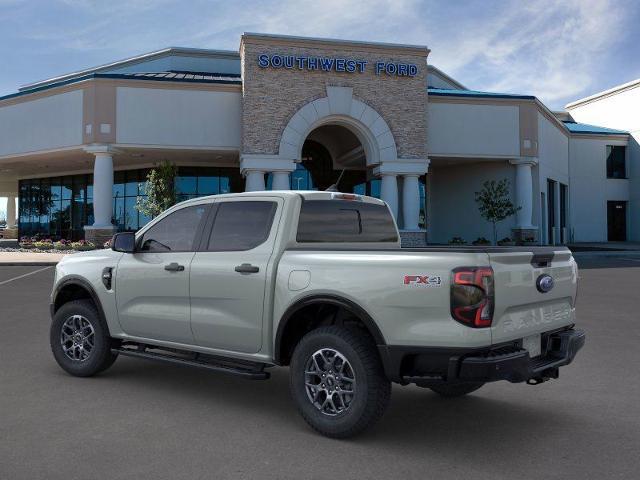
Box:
[50,300,118,377]
[289,326,391,438]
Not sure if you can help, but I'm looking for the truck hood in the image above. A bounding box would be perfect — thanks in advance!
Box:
[58,248,123,265]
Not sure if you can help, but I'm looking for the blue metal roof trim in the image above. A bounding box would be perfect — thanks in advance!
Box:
[428,87,535,100]
[562,121,628,135]
[0,72,242,102]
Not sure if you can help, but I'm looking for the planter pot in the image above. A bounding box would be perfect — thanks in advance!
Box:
[498,241,516,246]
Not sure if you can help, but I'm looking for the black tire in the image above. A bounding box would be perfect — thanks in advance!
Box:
[50,299,118,377]
[289,326,391,438]
[429,382,484,398]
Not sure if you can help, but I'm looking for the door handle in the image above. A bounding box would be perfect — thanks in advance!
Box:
[234,263,260,274]
[164,262,185,272]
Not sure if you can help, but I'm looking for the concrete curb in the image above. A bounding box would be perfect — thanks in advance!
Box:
[572,251,640,257]
[0,262,59,266]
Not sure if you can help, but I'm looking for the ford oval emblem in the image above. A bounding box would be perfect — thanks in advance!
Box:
[536,274,554,293]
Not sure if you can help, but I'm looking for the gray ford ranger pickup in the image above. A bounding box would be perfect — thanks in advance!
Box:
[50,191,585,438]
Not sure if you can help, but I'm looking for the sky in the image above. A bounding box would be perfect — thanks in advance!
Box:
[1,0,640,215]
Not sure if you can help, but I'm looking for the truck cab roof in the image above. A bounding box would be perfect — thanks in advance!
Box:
[178,190,388,206]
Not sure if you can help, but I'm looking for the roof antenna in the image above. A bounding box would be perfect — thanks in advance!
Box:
[325,169,346,192]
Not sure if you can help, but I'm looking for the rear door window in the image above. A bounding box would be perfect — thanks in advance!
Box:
[297,200,398,242]
[207,201,277,251]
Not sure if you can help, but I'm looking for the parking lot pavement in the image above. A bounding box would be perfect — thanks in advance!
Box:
[1,261,639,480]
[0,265,53,285]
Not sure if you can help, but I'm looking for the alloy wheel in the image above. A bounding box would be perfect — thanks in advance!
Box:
[60,315,95,362]
[304,348,356,416]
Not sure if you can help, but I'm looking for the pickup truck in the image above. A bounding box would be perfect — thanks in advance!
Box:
[50,191,585,438]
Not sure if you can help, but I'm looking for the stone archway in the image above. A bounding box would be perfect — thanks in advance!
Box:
[240,85,428,233]
[278,86,398,166]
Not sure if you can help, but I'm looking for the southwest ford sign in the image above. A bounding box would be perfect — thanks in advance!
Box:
[257,54,418,77]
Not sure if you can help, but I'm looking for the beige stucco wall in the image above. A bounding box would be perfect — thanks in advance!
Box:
[0,90,83,157]
[567,85,640,241]
[240,36,428,160]
[569,136,629,242]
[115,86,242,148]
[428,161,517,244]
[427,101,520,157]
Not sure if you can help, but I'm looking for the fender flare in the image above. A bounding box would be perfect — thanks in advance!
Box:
[274,294,386,365]
[51,276,108,328]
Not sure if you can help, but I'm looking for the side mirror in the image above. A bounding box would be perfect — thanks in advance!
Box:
[111,232,136,253]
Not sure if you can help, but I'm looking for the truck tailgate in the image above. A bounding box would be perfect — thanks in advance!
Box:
[488,248,577,345]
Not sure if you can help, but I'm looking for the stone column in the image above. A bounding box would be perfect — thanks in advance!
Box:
[374,160,429,229]
[84,145,117,244]
[244,170,266,192]
[271,171,290,190]
[6,195,16,229]
[510,158,538,242]
[401,175,421,231]
[240,154,295,192]
[379,174,398,219]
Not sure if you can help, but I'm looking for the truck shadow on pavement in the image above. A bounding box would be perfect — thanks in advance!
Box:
[575,256,640,269]
[87,357,580,452]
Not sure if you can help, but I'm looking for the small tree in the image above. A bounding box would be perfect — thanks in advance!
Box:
[136,161,178,218]
[474,179,520,245]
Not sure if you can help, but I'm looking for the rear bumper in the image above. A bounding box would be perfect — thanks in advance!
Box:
[378,327,585,385]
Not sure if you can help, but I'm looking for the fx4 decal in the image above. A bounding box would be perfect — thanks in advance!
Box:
[403,275,443,287]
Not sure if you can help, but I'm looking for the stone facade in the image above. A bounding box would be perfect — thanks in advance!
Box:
[1,228,18,239]
[400,231,428,247]
[240,35,429,160]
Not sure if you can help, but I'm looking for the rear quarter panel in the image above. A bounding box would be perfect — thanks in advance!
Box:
[273,249,493,348]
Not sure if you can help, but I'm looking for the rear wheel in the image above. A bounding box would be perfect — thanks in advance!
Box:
[50,300,118,377]
[429,382,484,397]
[289,326,391,438]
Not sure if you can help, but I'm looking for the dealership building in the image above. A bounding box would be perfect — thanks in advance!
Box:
[0,33,637,245]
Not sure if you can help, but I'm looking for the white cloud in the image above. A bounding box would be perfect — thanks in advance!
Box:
[425,0,631,107]
[2,0,635,108]
[193,0,632,107]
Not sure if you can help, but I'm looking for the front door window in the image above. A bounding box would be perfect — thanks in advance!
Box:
[139,204,208,252]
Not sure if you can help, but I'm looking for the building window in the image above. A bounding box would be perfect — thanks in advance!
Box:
[18,166,241,240]
[266,163,315,190]
[113,169,150,233]
[606,145,626,179]
[560,183,568,243]
[353,178,380,198]
[18,174,90,240]
[419,176,426,230]
[547,179,556,244]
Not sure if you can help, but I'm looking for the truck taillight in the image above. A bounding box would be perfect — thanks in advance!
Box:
[450,267,494,328]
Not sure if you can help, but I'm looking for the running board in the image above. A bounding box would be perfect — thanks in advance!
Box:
[112,345,270,380]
